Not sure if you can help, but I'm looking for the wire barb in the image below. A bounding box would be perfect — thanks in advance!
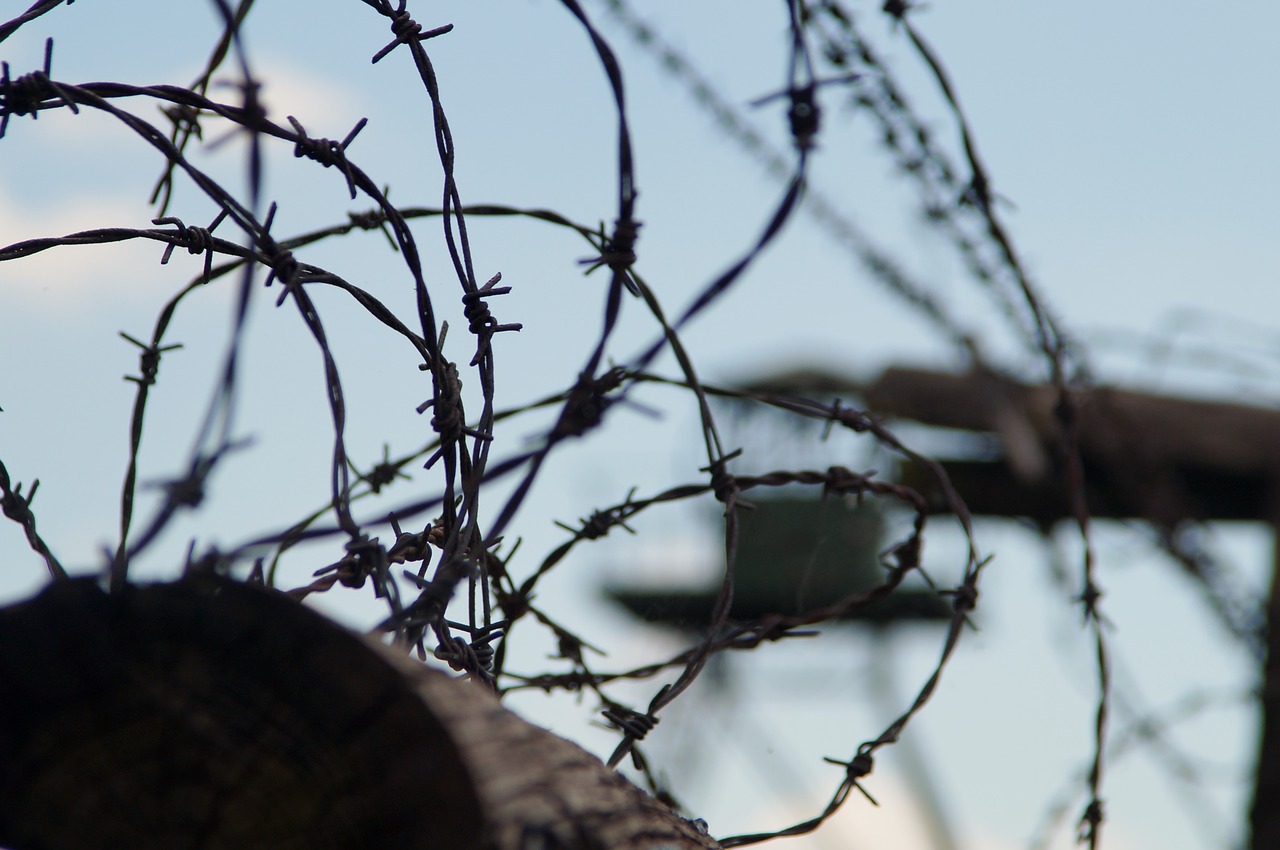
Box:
[461,272,522,366]
[287,115,368,199]
[0,38,77,138]
[370,2,454,64]
[152,210,228,282]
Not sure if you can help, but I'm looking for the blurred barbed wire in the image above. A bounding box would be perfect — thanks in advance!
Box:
[1,1,1260,847]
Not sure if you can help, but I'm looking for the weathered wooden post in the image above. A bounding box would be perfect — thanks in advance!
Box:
[0,577,721,850]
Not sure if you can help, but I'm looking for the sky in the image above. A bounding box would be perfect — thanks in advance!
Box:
[2,2,1279,848]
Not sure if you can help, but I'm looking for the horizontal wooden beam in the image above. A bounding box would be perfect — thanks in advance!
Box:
[745,365,1280,525]
[867,366,1280,479]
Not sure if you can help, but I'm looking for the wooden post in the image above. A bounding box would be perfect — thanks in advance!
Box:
[1250,512,1280,850]
[0,577,721,850]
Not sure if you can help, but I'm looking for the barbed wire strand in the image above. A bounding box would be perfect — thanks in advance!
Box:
[0,1,1222,847]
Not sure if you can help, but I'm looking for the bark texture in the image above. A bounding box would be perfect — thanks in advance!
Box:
[0,576,720,850]
[387,650,720,850]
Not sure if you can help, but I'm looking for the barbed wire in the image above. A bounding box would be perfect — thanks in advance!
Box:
[0,1,1251,848]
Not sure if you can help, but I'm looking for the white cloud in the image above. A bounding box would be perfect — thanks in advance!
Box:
[0,57,362,310]
[0,185,163,308]
[194,58,362,143]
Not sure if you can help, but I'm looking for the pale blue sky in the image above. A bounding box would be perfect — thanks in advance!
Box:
[2,2,1278,848]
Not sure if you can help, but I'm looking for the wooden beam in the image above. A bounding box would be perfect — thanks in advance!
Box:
[866,366,1280,480]
[745,365,1280,848]
[900,458,1272,526]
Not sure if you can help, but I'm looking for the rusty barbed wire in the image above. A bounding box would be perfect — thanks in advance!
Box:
[595,0,983,363]
[0,1,1234,848]
[1030,684,1249,850]
[0,0,72,45]
[0,460,67,582]
[860,2,1109,842]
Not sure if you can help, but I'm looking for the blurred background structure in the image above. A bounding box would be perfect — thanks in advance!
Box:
[2,1,1278,848]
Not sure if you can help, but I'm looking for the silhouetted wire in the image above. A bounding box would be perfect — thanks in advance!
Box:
[878,3,1109,844]
[0,0,69,45]
[596,0,982,362]
[0,1,1162,846]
